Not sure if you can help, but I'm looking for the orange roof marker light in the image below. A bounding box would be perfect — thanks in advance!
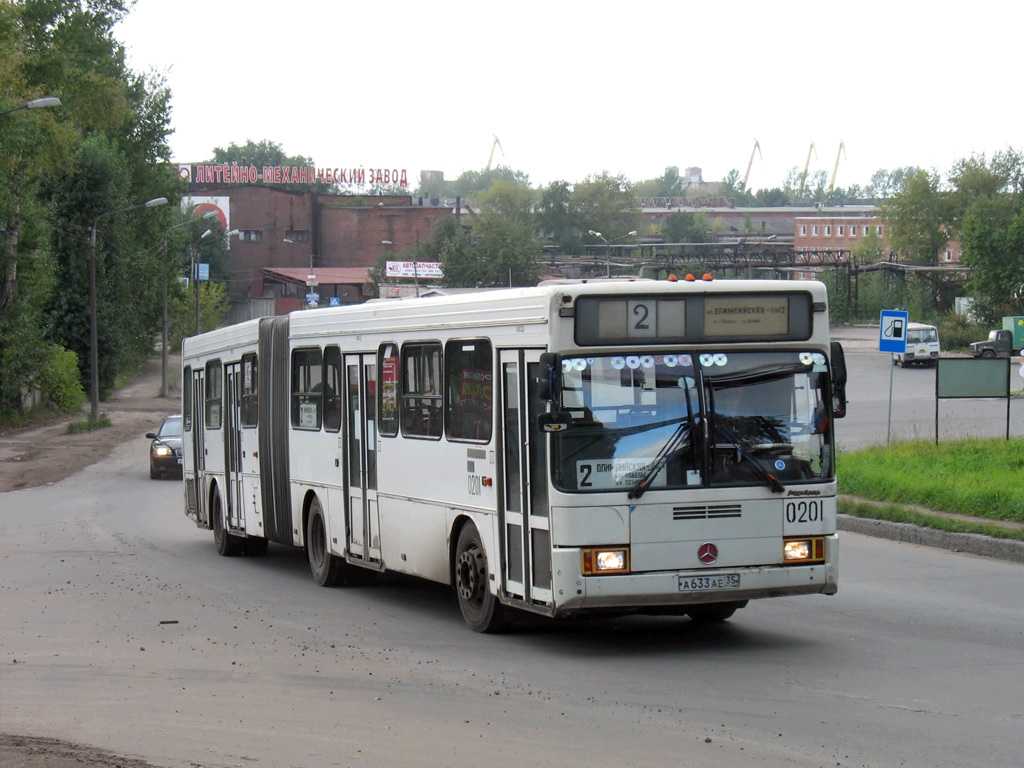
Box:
[667,274,679,282]
[702,274,714,281]
[684,274,696,282]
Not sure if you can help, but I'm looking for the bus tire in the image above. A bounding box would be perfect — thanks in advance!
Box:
[307,496,344,587]
[686,600,747,623]
[454,523,506,633]
[212,489,242,557]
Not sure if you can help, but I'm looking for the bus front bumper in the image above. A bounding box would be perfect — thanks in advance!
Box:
[549,537,838,617]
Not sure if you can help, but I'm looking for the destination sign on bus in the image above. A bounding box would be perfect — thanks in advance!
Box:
[574,293,812,345]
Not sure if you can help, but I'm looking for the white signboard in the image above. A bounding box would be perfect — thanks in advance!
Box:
[385,261,443,279]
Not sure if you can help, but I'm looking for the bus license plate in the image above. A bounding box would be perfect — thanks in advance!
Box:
[679,573,740,592]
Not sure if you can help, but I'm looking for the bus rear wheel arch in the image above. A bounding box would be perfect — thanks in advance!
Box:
[454,522,506,633]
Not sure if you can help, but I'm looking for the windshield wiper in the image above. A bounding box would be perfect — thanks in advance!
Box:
[713,423,784,494]
[628,420,691,500]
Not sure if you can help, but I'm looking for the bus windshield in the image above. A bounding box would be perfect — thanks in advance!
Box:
[550,351,834,493]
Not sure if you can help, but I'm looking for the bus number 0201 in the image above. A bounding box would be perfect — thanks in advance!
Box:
[468,475,482,496]
[786,499,823,524]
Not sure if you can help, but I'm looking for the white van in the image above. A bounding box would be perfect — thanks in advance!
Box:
[893,322,940,367]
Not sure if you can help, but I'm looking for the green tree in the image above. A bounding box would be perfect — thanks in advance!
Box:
[868,167,916,201]
[662,211,708,243]
[634,167,686,198]
[573,172,640,245]
[417,165,531,205]
[961,192,1024,324]
[536,180,581,253]
[0,0,175,417]
[442,180,539,287]
[170,279,229,344]
[882,168,950,266]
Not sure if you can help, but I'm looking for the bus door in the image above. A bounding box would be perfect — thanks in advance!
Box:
[499,349,553,609]
[223,362,244,535]
[344,353,382,567]
[189,367,208,527]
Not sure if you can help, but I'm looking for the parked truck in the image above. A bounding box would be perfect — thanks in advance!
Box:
[968,316,1024,357]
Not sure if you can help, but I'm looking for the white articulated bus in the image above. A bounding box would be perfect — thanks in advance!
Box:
[181,277,848,632]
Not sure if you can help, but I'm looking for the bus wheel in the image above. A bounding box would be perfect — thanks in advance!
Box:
[212,490,242,557]
[686,600,747,623]
[307,496,344,587]
[454,524,506,633]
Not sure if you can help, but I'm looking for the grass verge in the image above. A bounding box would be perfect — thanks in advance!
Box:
[68,416,111,433]
[838,437,1024,538]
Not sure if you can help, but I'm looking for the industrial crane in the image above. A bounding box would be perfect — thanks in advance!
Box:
[798,141,817,197]
[829,140,847,193]
[486,135,504,171]
[743,139,761,191]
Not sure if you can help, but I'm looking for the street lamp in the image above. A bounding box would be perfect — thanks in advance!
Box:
[161,210,218,397]
[588,230,637,276]
[0,96,61,117]
[90,196,168,422]
[193,228,215,334]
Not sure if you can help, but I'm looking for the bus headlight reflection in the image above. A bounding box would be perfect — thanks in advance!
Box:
[581,547,630,575]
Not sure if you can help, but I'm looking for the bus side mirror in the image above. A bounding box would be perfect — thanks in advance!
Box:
[830,341,847,386]
[830,341,847,419]
[538,352,561,402]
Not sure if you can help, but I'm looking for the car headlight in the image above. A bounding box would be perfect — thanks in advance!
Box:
[153,445,172,457]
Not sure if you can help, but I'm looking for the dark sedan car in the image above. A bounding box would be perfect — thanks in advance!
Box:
[146,414,183,479]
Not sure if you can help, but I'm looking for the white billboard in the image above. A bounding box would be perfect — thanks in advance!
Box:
[385,261,443,279]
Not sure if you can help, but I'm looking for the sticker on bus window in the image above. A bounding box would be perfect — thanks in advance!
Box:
[577,458,662,490]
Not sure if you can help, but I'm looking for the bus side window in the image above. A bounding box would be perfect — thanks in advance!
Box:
[445,339,493,442]
[378,343,399,437]
[401,342,442,439]
[205,360,222,429]
[240,353,258,428]
[291,348,323,430]
[323,346,342,433]
[183,366,192,431]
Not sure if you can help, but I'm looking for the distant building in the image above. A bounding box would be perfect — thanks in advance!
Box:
[181,181,458,322]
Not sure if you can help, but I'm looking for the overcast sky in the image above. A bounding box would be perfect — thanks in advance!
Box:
[115,0,1021,193]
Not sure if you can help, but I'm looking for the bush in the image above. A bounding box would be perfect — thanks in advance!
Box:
[40,344,87,412]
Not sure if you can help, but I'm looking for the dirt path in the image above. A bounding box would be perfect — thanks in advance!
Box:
[0,356,179,493]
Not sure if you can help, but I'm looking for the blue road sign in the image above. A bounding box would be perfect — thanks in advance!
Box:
[329,296,340,307]
[879,309,909,353]
[196,263,210,281]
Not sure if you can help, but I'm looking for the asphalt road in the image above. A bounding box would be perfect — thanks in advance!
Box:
[831,325,1024,450]
[2,419,1023,768]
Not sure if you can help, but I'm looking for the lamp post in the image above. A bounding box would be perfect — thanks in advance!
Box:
[0,96,61,117]
[588,229,637,277]
[161,210,218,398]
[89,196,168,422]
[193,228,214,334]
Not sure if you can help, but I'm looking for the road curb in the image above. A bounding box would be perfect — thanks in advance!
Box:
[838,514,1024,564]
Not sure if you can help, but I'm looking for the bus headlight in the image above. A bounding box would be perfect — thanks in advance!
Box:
[581,547,630,575]
[783,537,825,563]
